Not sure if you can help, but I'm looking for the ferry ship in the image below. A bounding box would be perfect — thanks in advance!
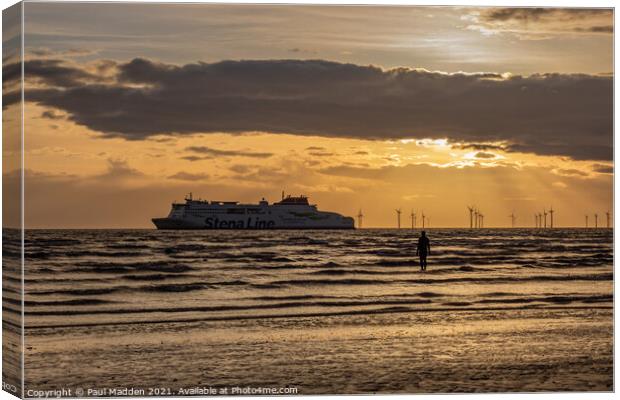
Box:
[152,193,355,229]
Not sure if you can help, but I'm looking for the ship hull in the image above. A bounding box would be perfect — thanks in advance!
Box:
[152,218,205,230]
[152,217,355,230]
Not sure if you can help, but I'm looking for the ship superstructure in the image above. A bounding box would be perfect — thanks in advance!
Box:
[152,193,355,229]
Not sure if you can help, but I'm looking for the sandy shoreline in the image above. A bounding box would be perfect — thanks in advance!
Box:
[24,307,612,394]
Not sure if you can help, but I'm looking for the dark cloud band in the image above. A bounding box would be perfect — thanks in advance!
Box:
[5,57,613,160]
[483,8,611,23]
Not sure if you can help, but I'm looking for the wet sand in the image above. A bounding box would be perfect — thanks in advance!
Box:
[25,307,612,394]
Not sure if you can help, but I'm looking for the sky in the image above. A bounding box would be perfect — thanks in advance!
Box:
[2,2,614,228]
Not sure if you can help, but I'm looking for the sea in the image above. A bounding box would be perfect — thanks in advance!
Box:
[2,228,614,394]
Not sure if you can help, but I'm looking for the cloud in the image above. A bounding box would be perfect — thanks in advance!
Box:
[7,57,613,160]
[27,47,99,59]
[474,152,496,159]
[575,25,613,33]
[288,48,317,54]
[554,168,588,177]
[98,159,144,180]
[505,142,611,160]
[452,142,507,151]
[471,8,613,38]
[228,164,254,174]
[29,48,55,57]
[305,146,334,157]
[482,8,610,23]
[591,163,613,174]
[233,166,290,182]
[180,155,212,162]
[22,59,101,87]
[40,110,65,120]
[185,146,273,158]
[308,151,334,157]
[168,171,210,181]
[552,181,568,189]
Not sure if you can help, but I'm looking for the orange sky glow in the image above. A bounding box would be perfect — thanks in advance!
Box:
[2,3,613,228]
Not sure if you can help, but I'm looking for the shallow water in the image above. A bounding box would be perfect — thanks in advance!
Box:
[3,228,613,394]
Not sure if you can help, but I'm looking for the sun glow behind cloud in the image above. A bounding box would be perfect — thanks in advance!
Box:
[14,102,611,228]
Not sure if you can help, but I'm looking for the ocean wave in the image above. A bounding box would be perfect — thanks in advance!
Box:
[30,287,122,296]
[25,304,613,330]
[164,244,210,254]
[268,273,613,287]
[206,251,296,263]
[417,292,445,298]
[271,278,385,286]
[478,294,613,305]
[141,283,207,292]
[248,294,338,301]
[442,301,472,306]
[24,298,435,316]
[25,238,82,246]
[64,250,150,258]
[25,251,51,259]
[371,259,417,267]
[6,294,102,308]
[123,274,179,281]
[310,268,397,276]
[25,298,115,306]
[106,243,152,250]
[69,261,195,273]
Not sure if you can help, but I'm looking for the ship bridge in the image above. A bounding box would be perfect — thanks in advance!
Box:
[274,195,313,206]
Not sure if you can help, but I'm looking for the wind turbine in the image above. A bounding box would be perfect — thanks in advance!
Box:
[509,212,516,228]
[585,215,589,228]
[478,212,484,228]
[421,212,426,229]
[395,209,402,229]
[467,206,475,229]
[410,210,416,229]
[543,209,548,228]
[594,213,598,228]
[534,213,538,228]
[606,211,611,228]
[548,206,554,228]
[357,209,364,229]
[538,212,543,228]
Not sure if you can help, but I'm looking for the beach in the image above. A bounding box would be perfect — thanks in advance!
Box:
[5,228,613,394]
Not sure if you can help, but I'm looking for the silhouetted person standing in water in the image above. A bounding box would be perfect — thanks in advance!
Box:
[416,231,430,271]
